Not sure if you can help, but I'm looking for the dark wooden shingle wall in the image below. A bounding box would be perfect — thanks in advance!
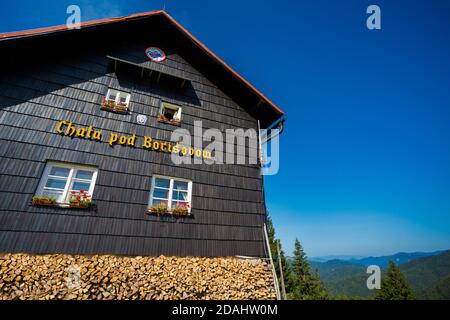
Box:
[0,25,269,257]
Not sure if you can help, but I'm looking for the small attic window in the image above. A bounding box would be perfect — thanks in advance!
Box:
[101,89,130,114]
[158,101,182,126]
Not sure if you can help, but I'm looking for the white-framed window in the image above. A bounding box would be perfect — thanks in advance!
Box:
[149,175,192,211]
[159,101,182,123]
[35,161,98,204]
[106,89,131,106]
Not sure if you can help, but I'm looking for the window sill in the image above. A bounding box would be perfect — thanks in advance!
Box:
[147,210,192,219]
[101,105,129,115]
[158,118,181,127]
[31,201,97,212]
[101,98,129,114]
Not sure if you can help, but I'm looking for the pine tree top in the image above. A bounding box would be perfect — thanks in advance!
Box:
[375,260,415,300]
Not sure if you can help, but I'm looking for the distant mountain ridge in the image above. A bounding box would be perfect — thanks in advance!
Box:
[309,250,445,268]
[348,250,445,268]
[310,255,363,263]
[310,250,450,299]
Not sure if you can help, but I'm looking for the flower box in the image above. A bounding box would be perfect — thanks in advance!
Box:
[101,98,116,111]
[158,114,181,126]
[148,204,169,216]
[32,196,56,207]
[69,201,91,209]
[148,202,190,217]
[171,207,189,217]
[101,98,129,114]
[114,103,129,114]
[69,190,92,209]
[171,202,190,217]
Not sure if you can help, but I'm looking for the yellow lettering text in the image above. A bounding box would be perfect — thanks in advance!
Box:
[109,133,118,146]
[143,136,153,149]
[119,136,127,145]
[128,134,136,146]
[56,120,66,134]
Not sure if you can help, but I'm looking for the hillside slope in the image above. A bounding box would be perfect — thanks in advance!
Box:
[420,276,450,300]
[401,250,450,298]
[311,260,371,298]
[312,250,450,299]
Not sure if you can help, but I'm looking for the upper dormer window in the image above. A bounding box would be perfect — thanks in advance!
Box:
[158,101,182,126]
[101,89,130,114]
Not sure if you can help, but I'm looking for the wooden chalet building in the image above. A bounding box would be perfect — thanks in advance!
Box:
[0,11,285,258]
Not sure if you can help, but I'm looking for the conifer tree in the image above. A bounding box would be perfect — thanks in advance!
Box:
[309,271,329,300]
[265,213,294,295]
[375,260,415,300]
[290,238,329,300]
[292,238,310,280]
[266,214,277,262]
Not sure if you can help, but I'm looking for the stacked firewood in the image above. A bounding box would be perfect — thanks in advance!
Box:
[0,253,276,300]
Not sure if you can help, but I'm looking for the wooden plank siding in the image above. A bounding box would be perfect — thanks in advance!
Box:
[0,25,271,258]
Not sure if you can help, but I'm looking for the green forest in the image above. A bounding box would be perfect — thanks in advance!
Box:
[267,214,450,300]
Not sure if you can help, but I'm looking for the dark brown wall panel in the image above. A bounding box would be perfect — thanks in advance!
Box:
[0,31,269,258]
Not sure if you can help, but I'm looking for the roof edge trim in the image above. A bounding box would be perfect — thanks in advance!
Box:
[0,10,284,116]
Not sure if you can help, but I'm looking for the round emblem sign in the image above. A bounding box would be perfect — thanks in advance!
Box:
[136,114,148,125]
[145,47,166,62]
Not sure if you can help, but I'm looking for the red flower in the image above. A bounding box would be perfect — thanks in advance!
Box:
[83,194,88,199]
[80,190,85,194]
[71,191,76,194]
[176,202,190,208]
[76,195,81,200]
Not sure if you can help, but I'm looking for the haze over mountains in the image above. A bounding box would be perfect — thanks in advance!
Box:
[307,249,450,299]
[311,250,445,268]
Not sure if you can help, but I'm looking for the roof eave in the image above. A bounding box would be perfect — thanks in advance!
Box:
[0,10,285,119]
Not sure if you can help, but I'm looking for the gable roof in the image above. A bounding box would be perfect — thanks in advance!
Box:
[0,10,284,126]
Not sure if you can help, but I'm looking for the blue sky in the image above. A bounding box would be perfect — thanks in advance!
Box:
[1,0,449,257]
